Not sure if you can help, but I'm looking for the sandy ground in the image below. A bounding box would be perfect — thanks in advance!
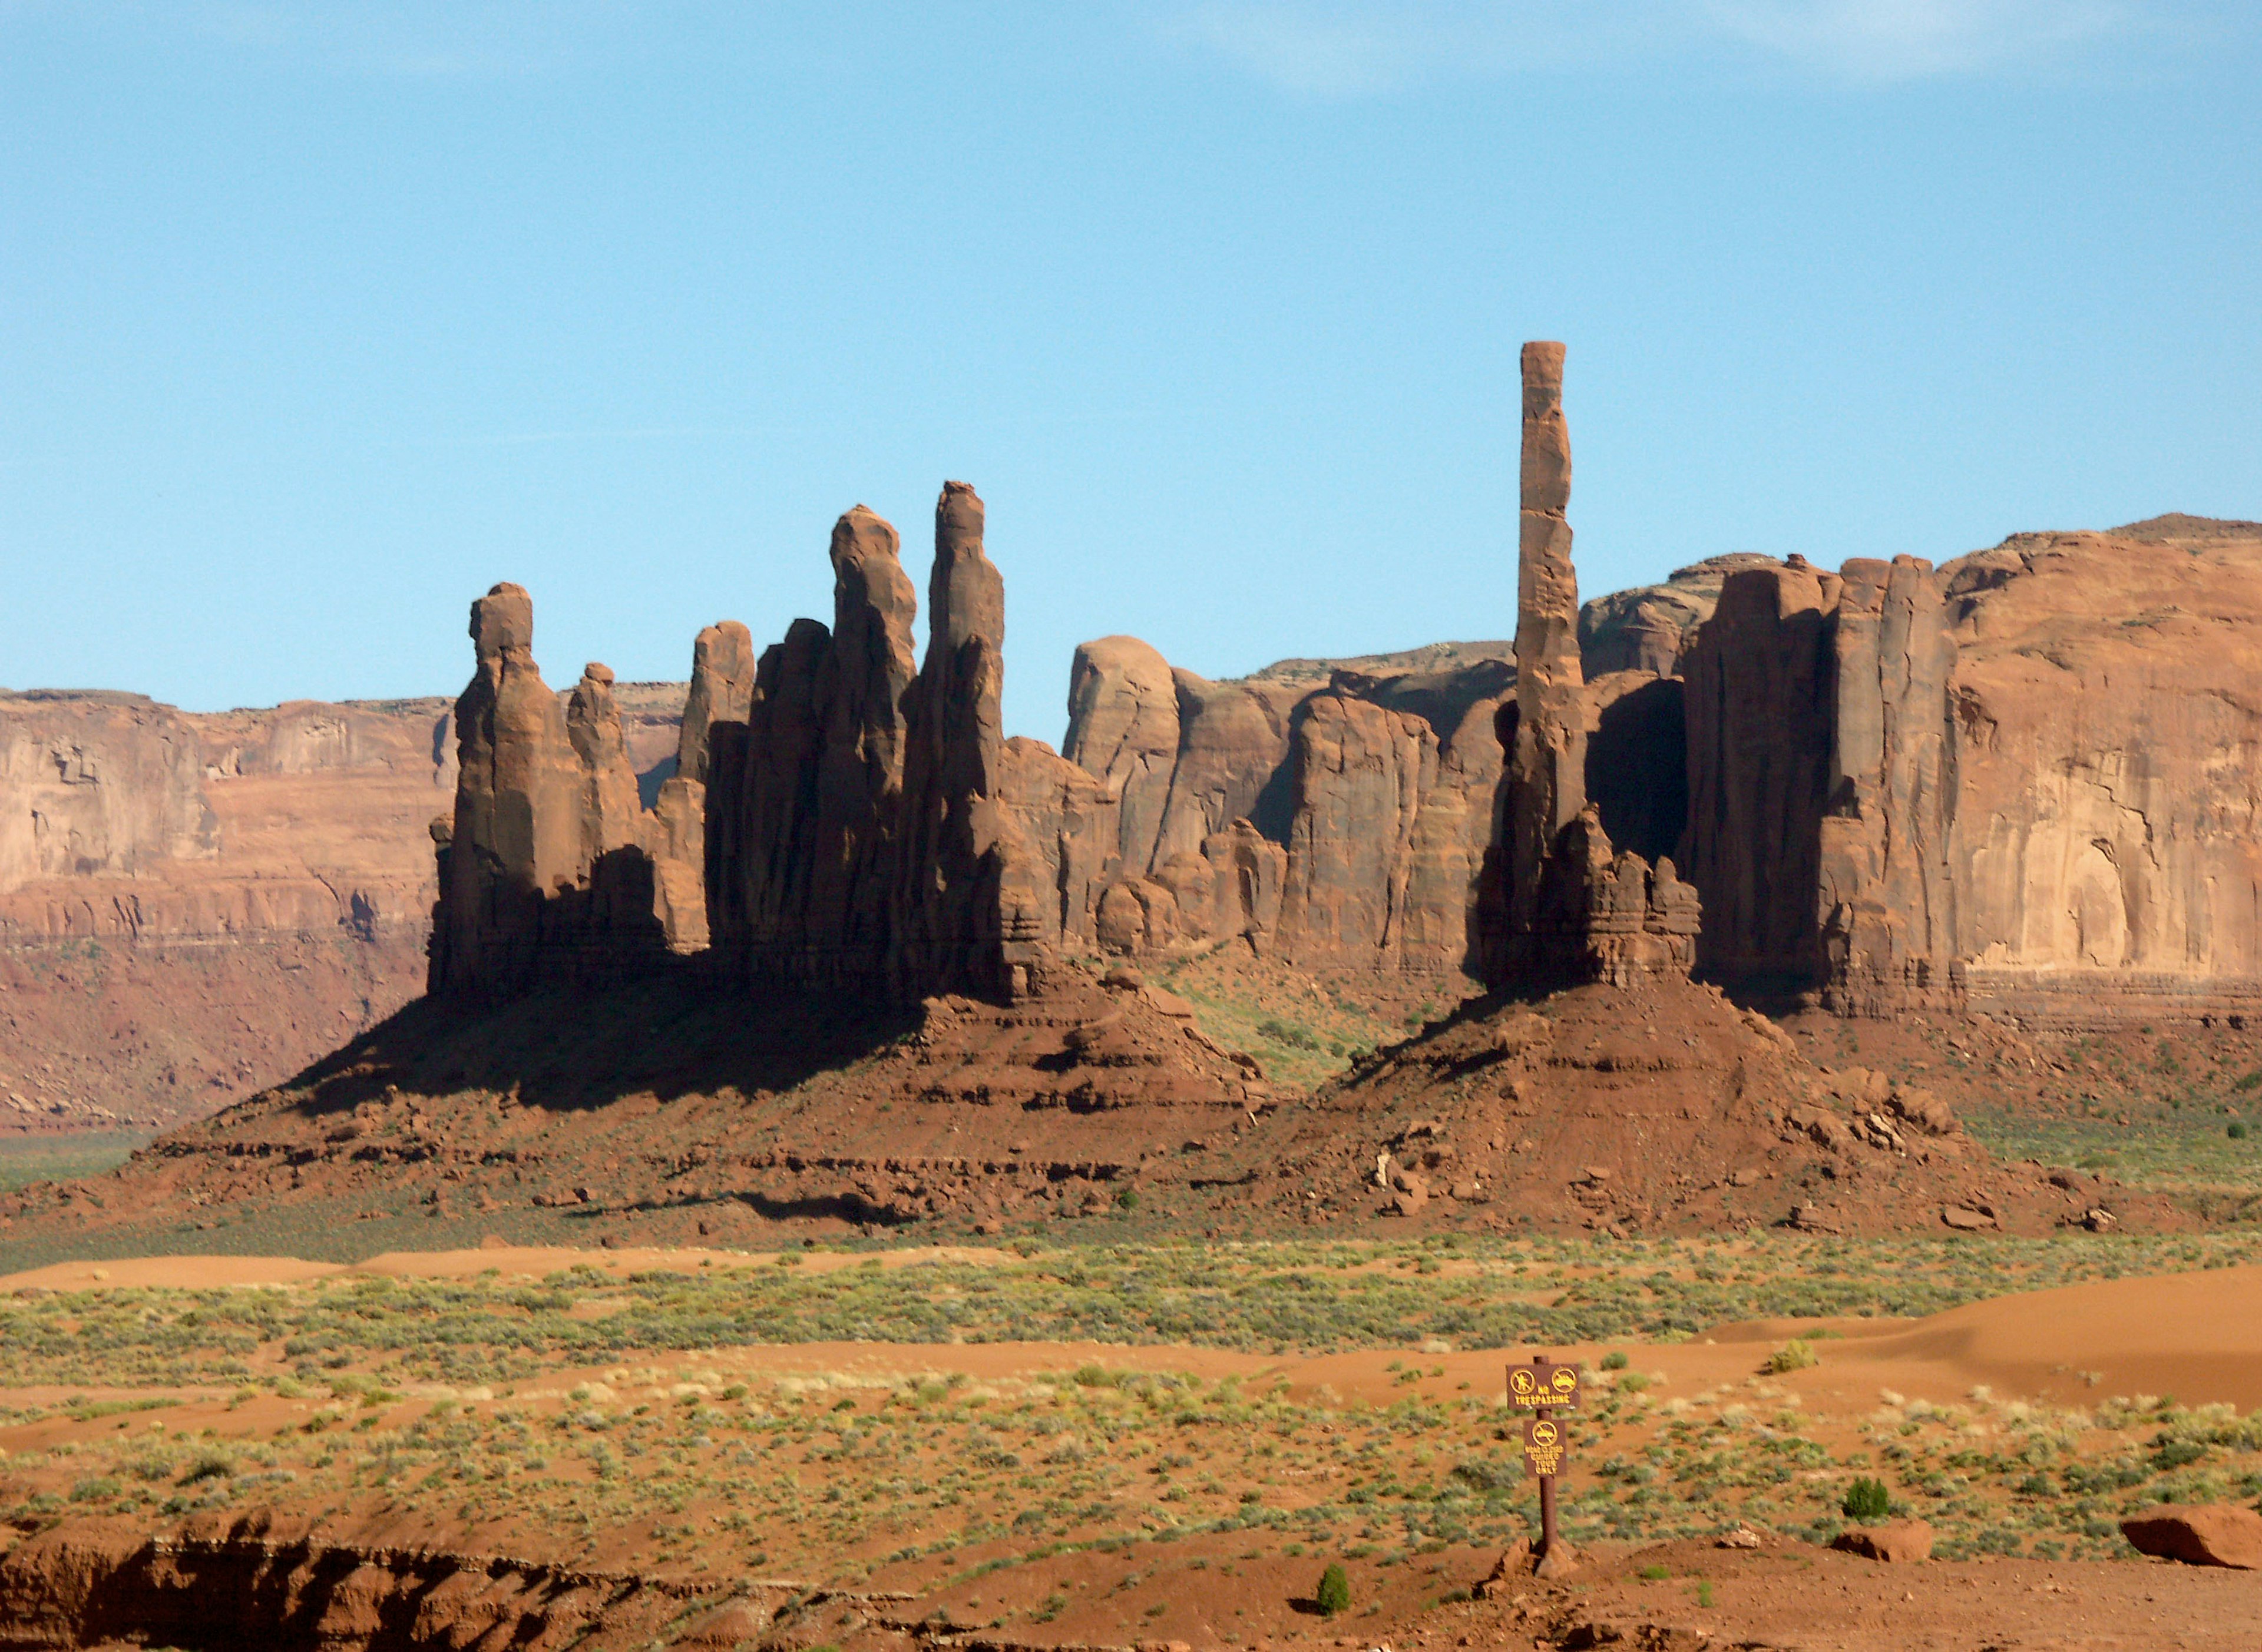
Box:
[6,1244,2261,1650]
[12,1246,2261,1415]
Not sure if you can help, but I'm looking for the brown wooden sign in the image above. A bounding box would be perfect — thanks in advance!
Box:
[1521,1415,1566,1477]
[1507,1356,1580,1411]
[1507,1353,1579,1563]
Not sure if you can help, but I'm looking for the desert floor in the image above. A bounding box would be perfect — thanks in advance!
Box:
[0,1236,2258,1648]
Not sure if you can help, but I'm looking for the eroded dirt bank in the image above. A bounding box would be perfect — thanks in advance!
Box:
[7,1511,2262,1651]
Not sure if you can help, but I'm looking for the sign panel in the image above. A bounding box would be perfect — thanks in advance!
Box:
[1506,1359,1580,1410]
[1520,1415,1565,1478]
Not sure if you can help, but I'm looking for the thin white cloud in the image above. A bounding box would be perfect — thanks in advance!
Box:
[1167,0,2167,90]
[1704,0,2129,76]
[1168,2,1685,94]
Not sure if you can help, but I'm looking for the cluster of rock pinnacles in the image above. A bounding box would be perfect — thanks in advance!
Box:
[425,345,1686,1007]
[428,343,2262,1025]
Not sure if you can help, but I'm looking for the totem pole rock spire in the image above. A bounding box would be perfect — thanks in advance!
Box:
[1508,340,1589,937]
[1479,342,1701,989]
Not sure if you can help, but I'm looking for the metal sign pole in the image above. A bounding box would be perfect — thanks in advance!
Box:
[1536,1398,1557,1556]
[1508,1353,1579,1563]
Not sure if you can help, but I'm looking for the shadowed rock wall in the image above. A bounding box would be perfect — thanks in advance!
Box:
[699,485,1049,1002]
[1679,519,2262,1021]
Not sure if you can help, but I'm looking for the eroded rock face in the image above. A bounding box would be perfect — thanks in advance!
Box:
[646,624,753,956]
[1063,635,1180,876]
[430,584,588,991]
[1478,342,1699,989]
[1932,524,2262,1019]
[1678,520,2262,1021]
[1580,553,1778,677]
[429,587,670,992]
[1504,340,1589,943]
[1275,691,1437,965]
[997,736,1120,949]
[0,693,216,896]
[891,480,1031,998]
[1680,557,1841,985]
[704,484,1051,1001]
[676,621,756,787]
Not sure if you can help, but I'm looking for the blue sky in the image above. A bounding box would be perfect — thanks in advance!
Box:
[3,2,2257,744]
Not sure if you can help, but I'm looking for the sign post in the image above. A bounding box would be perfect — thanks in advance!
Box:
[1507,1355,1580,1561]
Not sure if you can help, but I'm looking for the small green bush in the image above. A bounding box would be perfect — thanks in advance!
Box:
[1766,1339,1819,1374]
[1843,1476,1891,1521]
[1316,1562,1351,1617]
[178,1452,234,1486]
[1601,1351,1631,1370]
[2230,1122,2250,1140]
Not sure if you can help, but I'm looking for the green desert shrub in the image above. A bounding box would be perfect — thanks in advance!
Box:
[1842,1476,1891,1521]
[1765,1339,1819,1374]
[1315,1562,1351,1617]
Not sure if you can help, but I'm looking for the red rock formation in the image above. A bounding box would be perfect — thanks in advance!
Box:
[1504,340,1589,941]
[1058,644,1507,973]
[1679,557,1840,985]
[1678,520,2262,1022]
[997,734,1120,949]
[1904,523,2262,1020]
[1480,342,1701,989]
[674,620,756,787]
[1274,691,1436,964]
[649,620,758,953]
[1579,552,1778,677]
[1062,635,1180,875]
[428,584,589,992]
[429,587,672,993]
[0,692,216,893]
[706,485,1053,1001]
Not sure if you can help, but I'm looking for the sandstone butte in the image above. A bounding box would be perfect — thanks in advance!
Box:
[0,348,2251,1249]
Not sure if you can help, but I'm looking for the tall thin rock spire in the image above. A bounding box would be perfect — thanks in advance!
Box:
[1507,340,1588,938]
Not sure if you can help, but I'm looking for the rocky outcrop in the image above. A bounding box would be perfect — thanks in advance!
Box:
[644,623,756,955]
[0,692,216,895]
[705,484,1049,1001]
[1677,519,2262,1021]
[2120,1504,2262,1569]
[1817,556,1957,1012]
[1503,339,1589,943]
[428,587,670,994]
[1679,557,1841,985]
[674,621,756,788]
[997,736,1120,950]
[1063,636,1180,876]
[0,691,487,1131]
[1056,639,1507,972]
[0,1512,743,1652]
[1580,552,1778,677]
[1479,342,1700,989]
[1274,691,1436,962]
[1927,523,2262,1020]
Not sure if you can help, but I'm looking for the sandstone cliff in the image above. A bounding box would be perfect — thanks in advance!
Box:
[0,674,686,1131]
[1678,517,2262,1022]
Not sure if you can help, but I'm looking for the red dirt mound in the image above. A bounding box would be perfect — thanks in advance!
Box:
[1248,975,2185,1237]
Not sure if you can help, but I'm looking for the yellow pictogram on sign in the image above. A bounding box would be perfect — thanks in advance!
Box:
[1507,1360,1580,1409]
[1520,1416,1565,1477]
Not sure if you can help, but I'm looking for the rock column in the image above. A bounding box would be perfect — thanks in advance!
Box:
[1508,341,1589,938]
[1480,342,1701,988]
